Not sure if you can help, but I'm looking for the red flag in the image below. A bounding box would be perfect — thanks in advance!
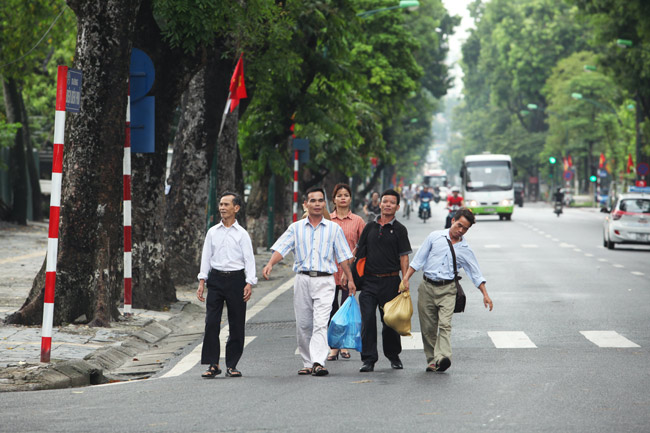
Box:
[228,54,247,112]
[598,153,606,169]
[562,157,569,172]
[627,154,635,174]
[568,155,573,167]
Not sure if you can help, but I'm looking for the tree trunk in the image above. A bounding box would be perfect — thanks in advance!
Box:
[2,77,28,225]
[130,0,204,308]
[19,86,43,221]
[6,0,142,326]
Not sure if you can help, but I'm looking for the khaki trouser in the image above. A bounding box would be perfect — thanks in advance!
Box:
[417,280,456,365]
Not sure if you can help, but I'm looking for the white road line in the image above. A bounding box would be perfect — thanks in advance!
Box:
[559,243,575,248]
[580,331,640,348]
[597,258,608,262]
[545,234,552,238]
[631,271,645,276]
[521,244,538,248]
[488,331,537,348]
[484,244,502,249]
[613,264,624,268]
[574,248,582,252]
[552,238,559,242]
[585,253,594,257]
[162,277,295,378]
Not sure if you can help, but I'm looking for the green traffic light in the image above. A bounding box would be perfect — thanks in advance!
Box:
[549,157,557,164]
[589,175,597,182]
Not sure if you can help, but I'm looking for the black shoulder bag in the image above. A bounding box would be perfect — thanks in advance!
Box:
[445,238,466,313]
[351,223,371,290]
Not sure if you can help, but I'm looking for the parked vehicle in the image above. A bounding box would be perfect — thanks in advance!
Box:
[603,188,650,249]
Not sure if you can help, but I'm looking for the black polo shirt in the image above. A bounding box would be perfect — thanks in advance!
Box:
[362,217,412,274]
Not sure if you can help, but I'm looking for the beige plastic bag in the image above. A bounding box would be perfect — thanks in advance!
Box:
[383,287,413,336]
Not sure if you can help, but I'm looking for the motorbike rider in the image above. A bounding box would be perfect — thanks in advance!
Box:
[445,186,464,228]
[364,191,382,222]
[553,187,564,205]
[419,187,434,219]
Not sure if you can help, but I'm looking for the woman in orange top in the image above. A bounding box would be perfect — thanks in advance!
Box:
[328,183,366,360]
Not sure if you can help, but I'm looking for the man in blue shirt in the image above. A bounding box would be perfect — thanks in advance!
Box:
[263,186,355,377]
[401,208,493,373]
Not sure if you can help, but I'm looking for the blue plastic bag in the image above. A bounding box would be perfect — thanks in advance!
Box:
[327,296,362,352]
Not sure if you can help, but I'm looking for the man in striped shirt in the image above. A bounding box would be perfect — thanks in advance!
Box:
[263,186,356,377]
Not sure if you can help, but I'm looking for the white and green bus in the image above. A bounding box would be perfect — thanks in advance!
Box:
[460,154,514,220]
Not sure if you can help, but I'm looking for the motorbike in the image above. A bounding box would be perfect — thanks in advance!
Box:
[419,197,431,223]
[433,191,441,204]
[445,204,460,228]
[553,201,563,217]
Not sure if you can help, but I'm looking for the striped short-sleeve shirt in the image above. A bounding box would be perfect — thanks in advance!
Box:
[271,217,353,275]
[330,210,365,285]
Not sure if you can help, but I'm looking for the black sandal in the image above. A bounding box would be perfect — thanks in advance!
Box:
[312,363,329,376]
[298,367,312,375]
[201,364,221,378]
[340,350,351,359]
[226,367,242,378]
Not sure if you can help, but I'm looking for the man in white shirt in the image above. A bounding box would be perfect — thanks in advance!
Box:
[197,192,257,378]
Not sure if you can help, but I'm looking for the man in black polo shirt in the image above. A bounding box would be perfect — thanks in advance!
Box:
[358,189,412,372]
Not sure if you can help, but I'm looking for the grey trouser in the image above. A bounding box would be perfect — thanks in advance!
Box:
[417,280,456,365]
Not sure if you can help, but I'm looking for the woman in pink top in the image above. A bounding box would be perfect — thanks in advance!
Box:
[328,183,366,361]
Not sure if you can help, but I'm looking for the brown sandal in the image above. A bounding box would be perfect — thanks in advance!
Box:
[298,367,312,375]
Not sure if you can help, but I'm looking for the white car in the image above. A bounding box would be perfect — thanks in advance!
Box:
[603,192,650,249]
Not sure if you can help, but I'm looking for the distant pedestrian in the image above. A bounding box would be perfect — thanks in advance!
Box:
[358,189,412,373]
[327,183,365,361]
[197,192,256,378]
[402,207,493,373]
[263,186,356,377]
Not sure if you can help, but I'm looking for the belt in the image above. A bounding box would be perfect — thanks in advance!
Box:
[211,269,245,277]
[299,271,332,277]
[424,276,456,286]
[368,271,400,278]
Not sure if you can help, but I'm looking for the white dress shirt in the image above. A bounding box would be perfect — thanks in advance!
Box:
[198,220,257,285]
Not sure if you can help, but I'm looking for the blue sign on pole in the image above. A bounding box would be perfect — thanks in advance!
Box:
[563,171,573,181]
[598,169,608,178]
[292,139,310,163]
[130,96,155,153]
[65,69,82,113]
[638,162,649,176]
[130,48,156,153]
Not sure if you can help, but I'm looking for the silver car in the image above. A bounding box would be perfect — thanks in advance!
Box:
[603,193,650,249]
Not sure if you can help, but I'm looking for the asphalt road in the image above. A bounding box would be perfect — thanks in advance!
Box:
[3,202,649,433]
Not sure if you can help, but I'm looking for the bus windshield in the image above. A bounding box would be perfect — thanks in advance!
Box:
[465,161,512,192]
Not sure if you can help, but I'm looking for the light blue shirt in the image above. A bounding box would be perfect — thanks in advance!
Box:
[271,217,353,274]
[410,229,486,287]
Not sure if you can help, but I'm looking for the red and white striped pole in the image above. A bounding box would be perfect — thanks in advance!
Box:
[41,65,67,363]
[293,150,299,222]
[123,84,132,314]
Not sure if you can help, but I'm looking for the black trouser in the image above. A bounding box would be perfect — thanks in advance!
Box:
[328,285,350,324]
[359,275,402,364]
[201,270,246,369]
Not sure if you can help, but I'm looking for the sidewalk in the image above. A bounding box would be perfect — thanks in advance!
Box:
[0,221,295,392]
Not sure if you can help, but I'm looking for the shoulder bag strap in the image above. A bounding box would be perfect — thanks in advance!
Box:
[445,237,458,281]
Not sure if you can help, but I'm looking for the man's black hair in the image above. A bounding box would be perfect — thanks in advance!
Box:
[381,188,400,205]
[220,191,242,208]
[453,207,475,226]
[304,186,326,201]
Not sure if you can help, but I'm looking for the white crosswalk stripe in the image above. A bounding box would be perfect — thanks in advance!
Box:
[580,331,640,348]
[488,331,537,348]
